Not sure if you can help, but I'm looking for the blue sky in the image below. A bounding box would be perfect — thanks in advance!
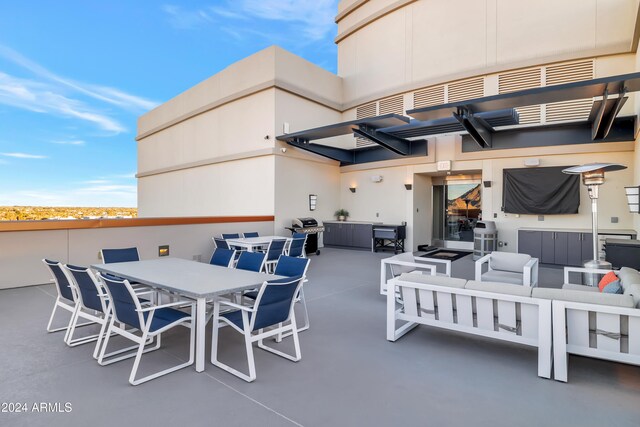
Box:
[0,0,338,207]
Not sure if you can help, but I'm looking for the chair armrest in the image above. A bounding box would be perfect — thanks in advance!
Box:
[563,266,614,285]
[216,299,256,312]
[475,254,491,281]
[414,257,452,276]
[136,300,195,312]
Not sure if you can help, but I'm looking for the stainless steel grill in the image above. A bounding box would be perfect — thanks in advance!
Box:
[287,217,324,255]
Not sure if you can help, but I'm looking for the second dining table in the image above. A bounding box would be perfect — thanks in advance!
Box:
[91,257,283,372]
[225,235,291,252]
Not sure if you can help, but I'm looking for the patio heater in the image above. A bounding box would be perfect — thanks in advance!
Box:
[562,163,627,284]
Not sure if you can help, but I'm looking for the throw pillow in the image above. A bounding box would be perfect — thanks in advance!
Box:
[598,271,618,292]
[602,279,623,294]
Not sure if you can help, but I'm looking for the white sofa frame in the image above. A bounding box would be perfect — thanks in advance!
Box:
[475,253,539,287]
[552,267,640,382]
[380,255,451,295]
[387,277,553,378]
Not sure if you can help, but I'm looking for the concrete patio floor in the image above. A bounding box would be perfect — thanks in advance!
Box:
[1,248,639,426]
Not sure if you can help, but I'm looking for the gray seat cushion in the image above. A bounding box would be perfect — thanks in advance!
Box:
[623,283,640,308]
[562,283,599,292]
[618,267,640,289]
[398,273,466,289]
[481,270,524,286]
[489,252,532,273]
[532,288,635,308]
[466,280,532,297]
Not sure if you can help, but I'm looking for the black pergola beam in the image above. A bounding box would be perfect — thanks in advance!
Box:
[352,127,411,155]
[286,139,355,164]
[408,72,640,121]
[590,90,628,140]
[453,108,493,148]
[461,116,635,152]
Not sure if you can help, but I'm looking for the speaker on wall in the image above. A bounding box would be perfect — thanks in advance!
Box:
[483,181,492,188]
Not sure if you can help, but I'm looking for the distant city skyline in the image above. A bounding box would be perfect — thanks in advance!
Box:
[0,1,338,207]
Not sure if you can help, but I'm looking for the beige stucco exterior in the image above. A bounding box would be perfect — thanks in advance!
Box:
[137,1,640,252]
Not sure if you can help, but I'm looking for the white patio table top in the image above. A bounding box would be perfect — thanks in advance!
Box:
[91,257,283,372]
[226,235,291,252]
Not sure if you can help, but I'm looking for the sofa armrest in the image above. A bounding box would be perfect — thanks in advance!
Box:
[563,266,614,286]
[523,258,539,288]
[475,254,491,281]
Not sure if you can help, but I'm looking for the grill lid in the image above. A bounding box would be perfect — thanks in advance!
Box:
[293,217,318,228]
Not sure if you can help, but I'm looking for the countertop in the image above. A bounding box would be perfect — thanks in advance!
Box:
[519,227,637,235]
[322,220,382,225]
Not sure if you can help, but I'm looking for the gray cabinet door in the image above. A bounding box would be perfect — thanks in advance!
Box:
[581,233,594,261]
[352,224,373,249]
[324,223,337,246]
[518,230,542,259]
[541,231,555,264]
[342,224,353,246]
[567,232,582,266]
[554,232,568,265]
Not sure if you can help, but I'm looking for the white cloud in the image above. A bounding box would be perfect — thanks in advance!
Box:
[0,44,158,113]
[0,152,47,159]
[233,0,337,41]
[50,139,85,146]
[165,1,338,42]
[0,72,126,133]
[163,4,214,29]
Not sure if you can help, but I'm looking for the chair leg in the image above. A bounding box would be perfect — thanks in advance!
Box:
[258,316,301,362]
[279,288,310,340]
[93,313,111,359]
[65,308,102,347]
[129,331,149,385]
[211,311,257,382]
[62,305,76,343]
[46,300,67,333]
[98,319,159,367]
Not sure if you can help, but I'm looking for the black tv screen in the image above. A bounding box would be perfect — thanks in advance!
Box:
[502,166,580,214]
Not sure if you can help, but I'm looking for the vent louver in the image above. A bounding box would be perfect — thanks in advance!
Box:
[545,60,594,123]
[413,85,445,108]
[379,95,404,115]
[448,78,484,103]
[355,102,378,148]
[498,67,542,124]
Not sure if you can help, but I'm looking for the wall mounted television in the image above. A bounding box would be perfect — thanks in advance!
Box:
[502,166,580,214]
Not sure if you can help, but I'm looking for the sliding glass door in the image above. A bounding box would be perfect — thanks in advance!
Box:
[433,179,482,244]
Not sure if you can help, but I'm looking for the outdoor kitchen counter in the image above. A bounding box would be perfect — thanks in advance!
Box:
[519,227,636,235]
[322,220,383,224]
[322,221,381,249]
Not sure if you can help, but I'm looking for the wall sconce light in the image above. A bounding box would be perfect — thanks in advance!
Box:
[625,186,639,213]
[349,186,357,193]
[404,184,412,190]
[309,194,317,211]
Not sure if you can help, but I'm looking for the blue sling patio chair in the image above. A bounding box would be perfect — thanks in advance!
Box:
[42,259,94,338]
[65,265,156,358]
[209,248,236,268]
[244,256,311,337]
[210,275,306,382]
[97,273,196,385]
[100,247,140,264]
[263,239,287,273]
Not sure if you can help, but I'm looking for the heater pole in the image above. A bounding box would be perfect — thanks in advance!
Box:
[590,188,599,261]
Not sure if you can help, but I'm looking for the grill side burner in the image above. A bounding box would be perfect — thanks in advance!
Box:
[287,217,324,255]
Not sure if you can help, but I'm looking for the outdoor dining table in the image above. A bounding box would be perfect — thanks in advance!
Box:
[91,257,283,372]
[225,235,291,252]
